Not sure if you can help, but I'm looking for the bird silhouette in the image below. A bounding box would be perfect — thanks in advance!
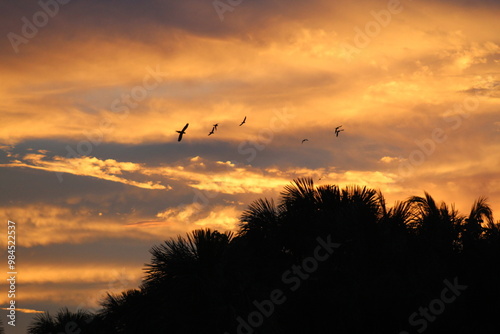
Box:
[208,127,215,136]
[213,123,218,131]
[302,139,309,144]
[176,123,189,142]
[335,125,344,137]
[239,116,246,126]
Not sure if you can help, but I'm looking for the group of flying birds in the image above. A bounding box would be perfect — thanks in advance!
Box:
[300,125,344,144]
[175,117,343,142]
[175,116,247,142]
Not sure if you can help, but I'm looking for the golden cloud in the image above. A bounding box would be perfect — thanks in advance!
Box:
[0,153,168,190]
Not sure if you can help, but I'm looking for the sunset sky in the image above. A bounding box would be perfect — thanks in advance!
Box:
[0,0,499,332]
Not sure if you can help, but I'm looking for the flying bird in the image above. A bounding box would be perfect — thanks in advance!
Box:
[239,116,246,126]
[335,125,344,137]
[176,123,189,142]
[302,139,309,144]
[213,123,218,131]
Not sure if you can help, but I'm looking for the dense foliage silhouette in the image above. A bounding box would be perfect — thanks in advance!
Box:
[28,178,500,333]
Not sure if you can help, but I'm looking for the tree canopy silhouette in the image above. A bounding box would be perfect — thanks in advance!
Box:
[29,178,500,333]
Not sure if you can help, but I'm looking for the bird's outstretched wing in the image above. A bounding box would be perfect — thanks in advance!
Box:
[239,116,246,126]
[176,123,189,141]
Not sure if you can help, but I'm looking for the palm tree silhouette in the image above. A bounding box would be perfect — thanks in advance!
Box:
[37,178,500,333]
[140,229,239,333]
[28,308,97,334]
[406,192,461,255]
[143,229,234,287]
[464,197,493,238]
[98,289,146,333]
[28,313,54,334]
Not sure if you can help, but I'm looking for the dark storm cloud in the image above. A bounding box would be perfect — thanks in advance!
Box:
[0,0,322,50]
[1,0,498,51]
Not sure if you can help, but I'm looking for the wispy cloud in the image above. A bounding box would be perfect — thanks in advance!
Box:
[0,308,44,314]
[0,153,168,190]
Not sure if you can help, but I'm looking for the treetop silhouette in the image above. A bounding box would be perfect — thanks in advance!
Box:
[28,178,500,333]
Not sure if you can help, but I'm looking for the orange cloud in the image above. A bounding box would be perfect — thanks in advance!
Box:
[0,153,168,190]
[0,308,44,314]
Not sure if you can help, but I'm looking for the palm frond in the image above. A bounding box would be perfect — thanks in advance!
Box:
[28,312,55,334]
[239,198,280,234]
[280,177,316,207]
[468,196,494,225]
